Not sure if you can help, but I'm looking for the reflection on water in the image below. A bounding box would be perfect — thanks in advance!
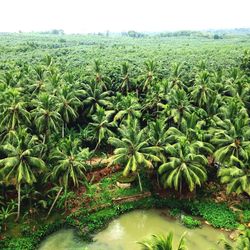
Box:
[38,229,87,250]
[39,209,230,250]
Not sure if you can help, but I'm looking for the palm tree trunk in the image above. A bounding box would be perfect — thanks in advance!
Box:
[179,181,182,199]
[137,172,143,192]
[62,122,65,138]
[156,172,160,189]
[46,187,63,218]
[2,183,7,202]
[15,183,21,222]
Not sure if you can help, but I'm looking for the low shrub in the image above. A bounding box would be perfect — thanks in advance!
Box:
[181,215,201,229]
[242,210,250,223]
[196,202,238,229]
[169,208,181,217]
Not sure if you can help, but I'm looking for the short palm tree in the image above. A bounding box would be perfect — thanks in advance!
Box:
[210,115,250,163]
[82,83,112,115]
[138,232,187,250]
[159,89,193,129]
[159,141,208,193]
[113,94,141,123]
[108,120,161,191]
[190,70,214,108]
[0,203,16,231]
[0,129,46,221]
[218,156,250,196]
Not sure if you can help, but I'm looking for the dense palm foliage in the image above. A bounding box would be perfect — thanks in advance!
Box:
[0,33,249,236]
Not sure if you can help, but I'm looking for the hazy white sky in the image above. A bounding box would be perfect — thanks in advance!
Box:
[0,0,249,33]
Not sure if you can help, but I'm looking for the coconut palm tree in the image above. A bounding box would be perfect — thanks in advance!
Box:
[0,203,16,231]
[89,105,115,150]
[159,140,208,193]
[0,97,30,131]
[218,156,250,196]
[142,60,157,92]
[56,86,82,137]
[32,93,62,141]
[82,83,112,116]
[29,65,47,95]
[159,88,194,129]
[190,70,215,108]
[92,60,111,90]
[168,62,185,90]
[138,232,187,250]
[120,62,131,94]
[47,137,90,216]
[0,129,46,221]
[113,94,141,123]
[49,137,89,191]
[108,120,161,191]
[210,115,250,163]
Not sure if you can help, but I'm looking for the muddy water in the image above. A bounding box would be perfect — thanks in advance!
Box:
[39,209,230,250]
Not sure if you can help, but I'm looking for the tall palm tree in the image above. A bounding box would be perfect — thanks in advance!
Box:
[142,60,156,92]
[120,62,131,94]
[138,232,187,250]
[159,141,208,193]
[56,86,82,137]
[89,105,115,150]
[49,137,89,191]
[47,137,90,216]
[0,97,30,131]
[0,129,46,221]
[32,93,62,141]
[92,60,111,90]
[108,120,161,191]
[47,137,90,217]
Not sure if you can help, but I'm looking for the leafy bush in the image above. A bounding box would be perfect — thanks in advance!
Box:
[242,210,250,223]
[169,208,181,217]
[181,215,201,229]
[196,202,238,229]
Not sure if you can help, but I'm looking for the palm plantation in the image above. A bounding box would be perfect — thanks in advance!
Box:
[0,33,249,250]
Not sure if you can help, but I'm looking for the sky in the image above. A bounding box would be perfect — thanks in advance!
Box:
[0,0,250,33]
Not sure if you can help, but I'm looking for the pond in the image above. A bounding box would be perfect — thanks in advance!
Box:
[39,209,231,250]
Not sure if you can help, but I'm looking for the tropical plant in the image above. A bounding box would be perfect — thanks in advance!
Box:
[0,129,46,221]
[89,105,115,150]
[211,115,250,163]
[159,140,208,193]
[138,232,187,250]
[56,86,82,137]
[82,83,112,115]
[108,120,161,191]
[218,156,250,195]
